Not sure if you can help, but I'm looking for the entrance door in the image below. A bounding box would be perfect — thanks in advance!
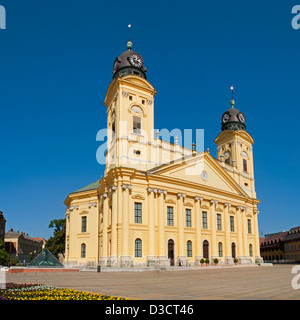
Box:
[203,240,209,259]
[168,239,175,266]
[231,243,236,259]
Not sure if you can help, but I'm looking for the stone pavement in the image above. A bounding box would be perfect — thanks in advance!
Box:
[6,264,300,300]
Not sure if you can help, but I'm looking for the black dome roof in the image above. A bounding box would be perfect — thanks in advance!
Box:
[221,100,246,131]
[112,41,147,79]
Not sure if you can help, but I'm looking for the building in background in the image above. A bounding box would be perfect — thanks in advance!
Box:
[5,229,43,263]
[0,211,6,242]
[260,226,300,263]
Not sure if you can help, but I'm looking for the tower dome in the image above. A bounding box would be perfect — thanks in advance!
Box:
[221,93,246,131]
[112,40,147,79]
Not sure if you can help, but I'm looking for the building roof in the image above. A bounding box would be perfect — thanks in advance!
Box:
[5,229,42,243]
[260,231,288,246]
[283,226,300,242]
[72,180,101,194]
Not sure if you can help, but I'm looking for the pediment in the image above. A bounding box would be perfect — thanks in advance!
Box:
[148,152,249,198]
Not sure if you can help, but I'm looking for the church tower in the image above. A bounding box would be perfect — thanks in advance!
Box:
[214,90,256,198]
[104,40,157,174]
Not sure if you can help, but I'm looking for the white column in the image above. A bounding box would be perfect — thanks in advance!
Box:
[194,196,203,265]
[210,200,218,261]
[224,203,233,264]
[147,188,157,266]
[177,193,188,266]
[236,206,244,260]
[120,184,133,267]
[100,193,108,266]
[157,189,169,266]
[108,186,118,267]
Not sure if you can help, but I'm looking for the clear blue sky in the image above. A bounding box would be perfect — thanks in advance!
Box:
[0,0,299,239]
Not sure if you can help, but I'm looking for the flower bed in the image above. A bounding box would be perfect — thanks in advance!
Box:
[0,283,130,300]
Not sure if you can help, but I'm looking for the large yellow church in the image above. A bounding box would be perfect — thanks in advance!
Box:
[64,39,262,268]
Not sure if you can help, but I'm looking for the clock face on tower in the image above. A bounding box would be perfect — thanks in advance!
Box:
[129,53,143,68]
[237,112,246,123]
[222,113,230,123]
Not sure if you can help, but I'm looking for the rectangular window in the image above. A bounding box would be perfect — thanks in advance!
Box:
[134,202,142,224]
[187,241,192,257]
[133,116,141,134]
[186,209,191,227]
[81,216,87,233]
[230,216,234,232]
[167,206,173,226]
[243,159,248,172]
[217,214,222,231]
[248,219,252,234]
[202,211,207,229]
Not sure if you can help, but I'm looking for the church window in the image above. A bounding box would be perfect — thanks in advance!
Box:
[129,95,133,101]
[243,159,248,172]
[230,216,234,232]
[249,244,253,257]
[112,121,115,136]
[81,217,87,233]
[187,240,192,257]
[81,243,86,258]
[217,214,222,230]
[133,149,141,155]
[218,242,223,257]
[248,219,252,234]
[133,116,141,134]
[202,211,207,229]
[142,99,145,105]
[185,209,191,227]
[134,202,142,223]
[135,238,142,257]
[167,206,173,226]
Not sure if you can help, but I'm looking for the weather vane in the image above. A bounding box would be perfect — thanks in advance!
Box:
[230,85,235,107]
[127,24,132,50]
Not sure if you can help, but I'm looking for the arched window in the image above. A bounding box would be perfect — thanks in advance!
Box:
[81,243,86,258]
[218,242,223,257]
[249,244,253,257]
[231,242,236,259]
[135,238,142,257]
[187,240,192,257]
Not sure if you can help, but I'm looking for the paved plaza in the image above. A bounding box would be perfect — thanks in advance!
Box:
[6,264,300,300]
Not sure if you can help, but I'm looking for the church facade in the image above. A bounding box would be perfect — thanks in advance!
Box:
[64,40,262,267]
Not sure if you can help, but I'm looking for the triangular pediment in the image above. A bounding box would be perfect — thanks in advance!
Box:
[148,152,249,198]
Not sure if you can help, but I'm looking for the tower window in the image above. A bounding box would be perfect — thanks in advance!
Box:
[129,95,133,101]
[142,99,145,105]
[133,149,141,156]
[243,159,248,172]
[133,116,141,134]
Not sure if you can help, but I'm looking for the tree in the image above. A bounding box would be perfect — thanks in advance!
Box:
[0,239,11,265]
[46,218,66,258]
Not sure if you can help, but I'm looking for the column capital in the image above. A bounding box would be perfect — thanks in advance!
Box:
[109,185,117,193]
[195,196,203,202]
[100,193,108,200]
[122,184,132,191]
[88,202,97,208]
[177,193,186,198]
[224,203,231,207]
[158,189,167,195]
[148,187,158,194]
[210,199,218,204]
[69,205,79,211]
